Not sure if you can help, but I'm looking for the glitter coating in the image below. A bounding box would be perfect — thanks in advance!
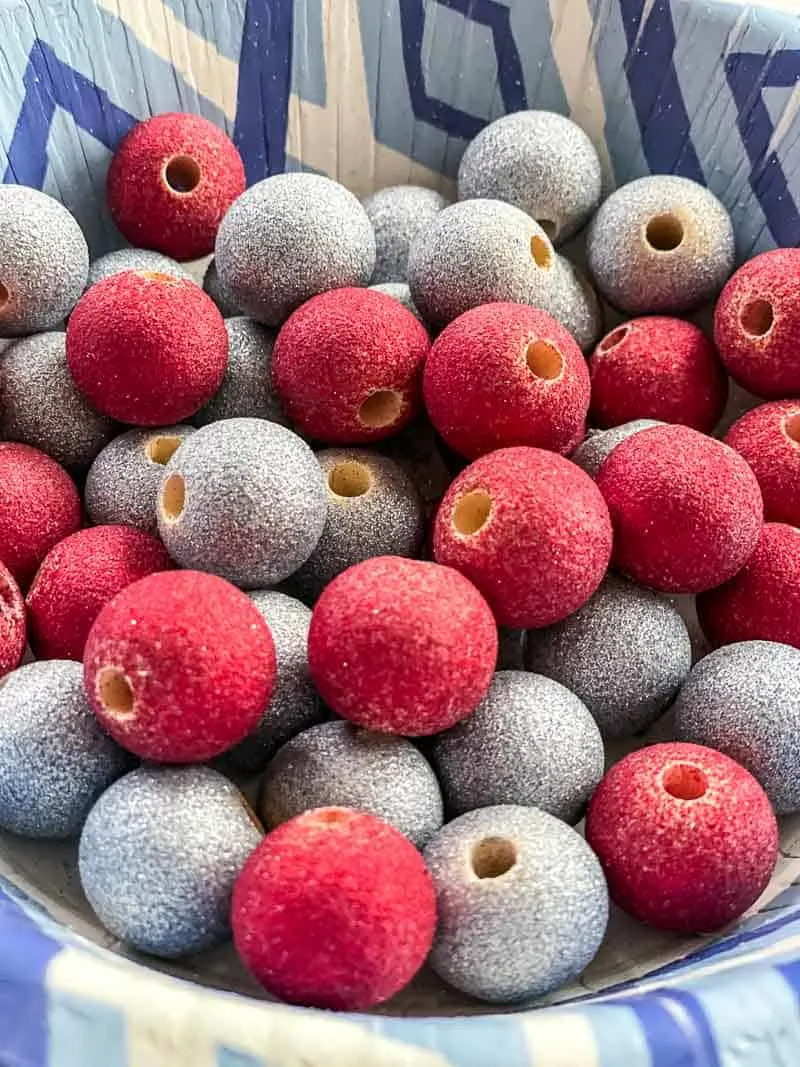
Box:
[79,766,262,957]
[308,557,497,736]
[0,562,27,679]
[194,317,287,427]
[548,256,604,352]
[423,805,608,1003]
[203,258,243,317]
[362,184,448,283]
[86,249,192,288]
[571,420,661,478]
[158,418,327,588]
[585,741,778,931]
[0,660,129,838]
[369,282,425,323]
[587,176,735,314]
[725,401,800,527]
[215,173,375,326]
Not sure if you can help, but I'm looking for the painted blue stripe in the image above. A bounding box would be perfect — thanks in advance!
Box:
[48,992,128,1067]
[621,993,720,1067]
[217,1049,270,1067]
[588,1003,654,1067]
[364,1014,530,1067]
[660,991,721,1067]
[776,958,800,998]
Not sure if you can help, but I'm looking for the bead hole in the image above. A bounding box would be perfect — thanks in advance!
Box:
[164,155,202,194]
[784,413,800,445]
[452,489,492,536]
[536,219,557,241]
[138,271,177,284]
[161,473,186,521]
[146,435,183,465]
[530,235,553,270]
[740,299,774,338]
[597,325,631,353]
[0,281,9,311]
[471,837,517,879]
[662,762,708,801]
[645,213,684,252]
[314,809,350,825]
[97,667,135,722]
[328,461,371,498]
[526,340,563,380]
[358,390,403,429]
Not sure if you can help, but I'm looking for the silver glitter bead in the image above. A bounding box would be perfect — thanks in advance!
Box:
[525,575,692,739]
[369,282,425,324]
[227,590,323,772]
[674,640,800,814]
[423,805,609,1003]
[587,176,735,314]
[432,671,603,823]
[549,256,604,352]
[290,448,424,603]
[86,248,192,288]
[215,173,375,326]
[157,417,327,588]
[203,257,242,318]
[571,419,662,477]
[0,660,130,839]
[84,424,196,535]
[0,185,89,336]
[0,332,114,469]
[194,317,287,428]
[362,185,448,284]
[259,720,444,848]
[457,111,602,244]
[79,765,263,958]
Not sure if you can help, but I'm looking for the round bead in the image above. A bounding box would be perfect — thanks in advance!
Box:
[0,660,129,838]
[0,443,81,586]
[308,557,497,736]
[66,271,228,426]
[79,766,262,957]
[714,249,800,398]
[0,185,89,336]
[369,282,425,323]
[84,425,196,536]
[571,419,661,478]
[194,317,287,427]
[26,525,173,661]
[697,523,800,650]
[457,111,602,244]
[423,303,589,459]
[432,671,603,823]
[259,721,443,848]
[157,418,327,588]
[203,257,242,317]
[725,401,800,527]
[86,248,192,288]
[673,641,800,814]
[423,805,608,1003]
[548,256,604,352]
[106,112,246,260]
[586,741,778,931]
[594,423,763,593]
[232,808,436,1010]
[525,574,692,738]
[362,184,448,284]
[290,448,424,603]
[83,570,277,763]
[589,317,728,433]
[0,562,25,680]
[0,332,114,469]
[215,173,375,326]
[587,176,734,314]
[272,287,430,443]
[433,447,612,628]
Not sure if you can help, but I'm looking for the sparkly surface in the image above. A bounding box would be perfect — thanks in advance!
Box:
[369,282,425,323]
[215,173,375,326]
[433,447,612,628]
[158,418,327,588]
[674,641,800,814]
[423,805,608,1003]
[547,256,604,352]
[0,332,114,469]
[457,111,602,244]
[84,424,196,536]
[0,185,88,336]
[362,185,448,283]
[259,720,443,847]
[308,557,497,736]
[203,258,243,317]
[0,660,129,839]
[525,573,692,738]
[595,424,763,593]
[290,448,424,603]
[586,741,778,931]
[571,420,661,478]
[194,317,287,427]
[587,175,734,314]
[422,302,589,459]
[79,765,262,957]
[83,570,276,763]
[86,249,192,288]
[0,561,25,678]
[432,671,603,822]
[725,401,800,527]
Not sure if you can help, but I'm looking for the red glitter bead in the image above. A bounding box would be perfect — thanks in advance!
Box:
[232,807,436,1010]
[594,423,763,593]
[585,741,778,933]
[272,288,430,443]
[0,561,26,679]
[66,271,228,426]
[106,112,245,261]
[0,443,81,587]
[432,447,612,627]
[422,302,590,459]
[83,570,276,762]
[589,316,728,433]
[724,400,800,527]
[27,525,173,661]
[697,523,800,650]
[308,557,496,735]
[714,248,800,398]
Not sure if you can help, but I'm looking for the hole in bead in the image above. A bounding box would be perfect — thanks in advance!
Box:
[597,325,631,353]
[740,299,774,338]
[146,435,182,465]
[452,489,492,536]
[526,340,563,380]
[358,390,403,429]
[471,837,517,879]
[536,219,557,241]
[645,213,684,252]
[138,271,177,284]
[530,235,553,270]
[784,412,800,445]
[313,809,351,825]
[0,281,9,311]
[662,762,708,801]
[161,473,186,522]
[328,461,372,498]
[97,667,135,722]
[164,155,202,194]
